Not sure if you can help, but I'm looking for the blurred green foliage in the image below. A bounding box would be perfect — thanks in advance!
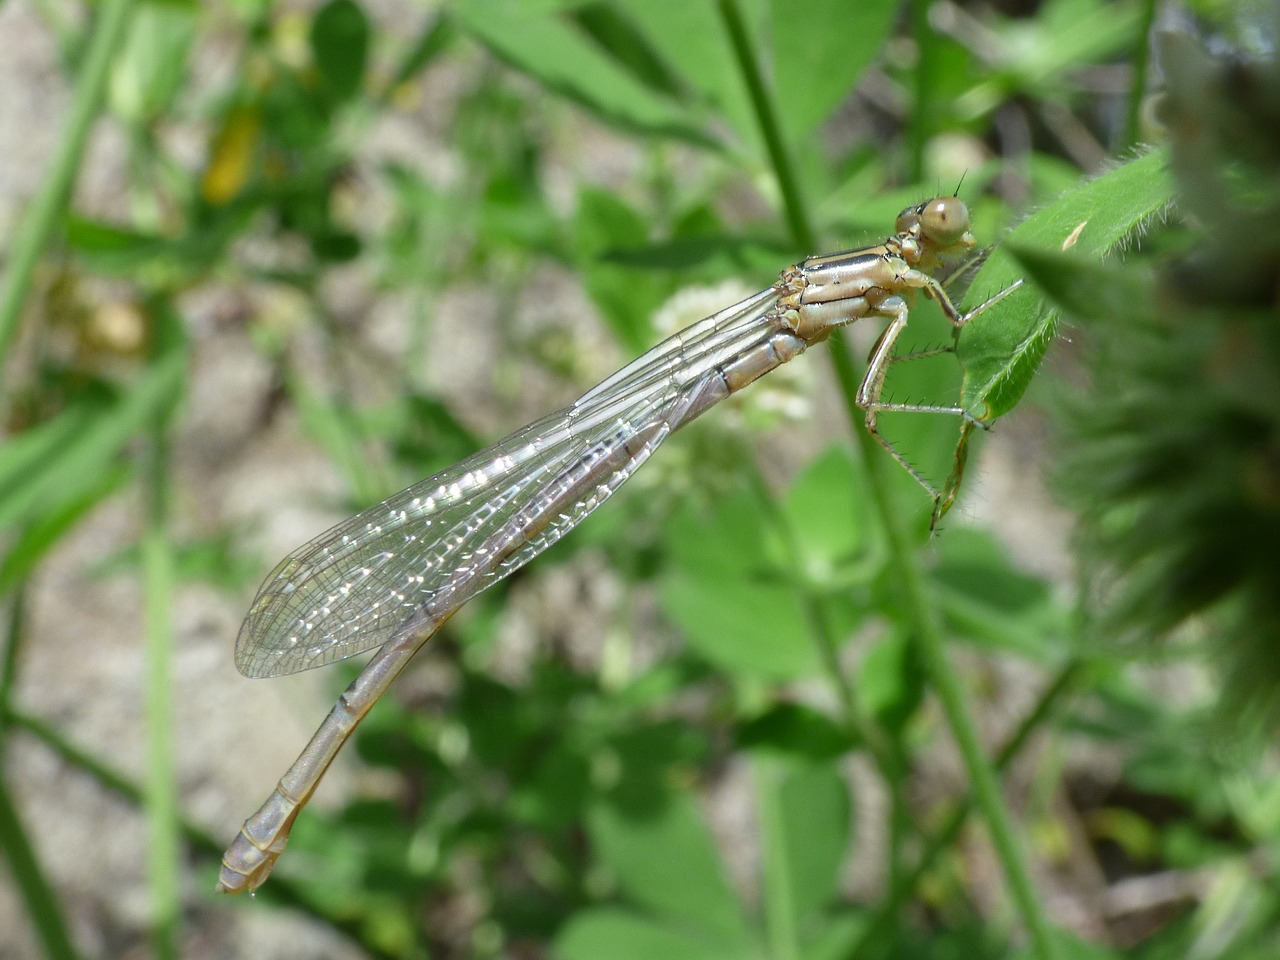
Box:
[1043,19,1280,731]
[2,1,1280,959]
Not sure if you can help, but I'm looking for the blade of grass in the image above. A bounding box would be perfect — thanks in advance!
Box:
[0,588,82,960]
[0,770,81,960]
[285,365,389,507]
[142,416,179,960]
[0,354,183,533]
[141,308,187,960]
[0,0,137,372]
[717,4,1060,956]
[0,468,130,594]
[0,584,22,741]
[4,708,402,960]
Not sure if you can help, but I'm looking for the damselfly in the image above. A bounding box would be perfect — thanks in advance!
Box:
[218,195,1019,893]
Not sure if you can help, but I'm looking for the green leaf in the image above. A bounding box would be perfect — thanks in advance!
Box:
[65,217,166,264]
[660,571,819,681]
[588,794,753,949]
[0,466,129,591]
[514,738,594,829]
[64,216,220,281]
[930,528,1065,658]
[987,0,1144,104]
[612,0,756,145]
[0,402,98,508]
[555,907,743,960]
[660,491,818,681]
[603,721,711,815]
[663,492,773,580]
[383,12,456,95]
[574,188,671,353]
[782,445,880,586]
[311,0,371,103]
[957,148,1175,419]
[456,1,710,143]
[108,0,197,123]
[737,703,852,761]
[0,355,185,533]
[758,758,851,943]
[1004,243,1159,327]
[856,629,925,730]
[770,0,896,142]
[571,4,690,102]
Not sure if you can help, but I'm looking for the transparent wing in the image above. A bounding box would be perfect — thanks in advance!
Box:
[577,286,779,407]
[235,283,784,678]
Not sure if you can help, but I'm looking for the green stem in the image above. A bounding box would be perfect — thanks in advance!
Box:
[850,660,1083,955]
[0,0,136,373]
[860,431,1059,958]
[921,644,1059,957]
[718,0,926,886]
[742,464,914,880]
[906,0,937,183]
[870,463,1059,957]
[142,422,179,960]
[718,2,1058,953]
[1121,0,1158,152]
[715,0,814,251]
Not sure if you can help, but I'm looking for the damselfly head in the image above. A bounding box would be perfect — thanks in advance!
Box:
[896,196,975,252]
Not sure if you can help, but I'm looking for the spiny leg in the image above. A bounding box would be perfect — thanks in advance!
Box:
[886,345,956,364]
[854,293,1010,510]
[855,281,1023,515]
[877,343,989,425]
[856,304,955,509]
[928,277,1025,330]
[934,419,977,528]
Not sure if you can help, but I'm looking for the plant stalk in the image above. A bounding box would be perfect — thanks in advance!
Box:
[0,0,137,375]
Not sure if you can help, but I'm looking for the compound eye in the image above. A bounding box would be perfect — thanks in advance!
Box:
[895,205,921,235]
[918,196,971,246]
